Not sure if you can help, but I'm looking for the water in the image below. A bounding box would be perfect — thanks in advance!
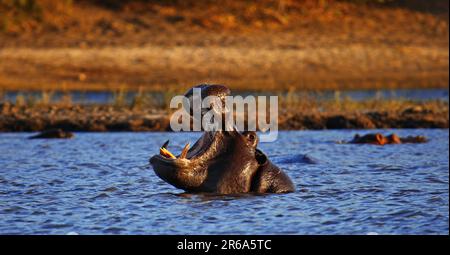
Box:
[2,88,448,105]
[0,130,448,234]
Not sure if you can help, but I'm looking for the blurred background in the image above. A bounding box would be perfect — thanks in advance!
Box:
[0,0,448,131]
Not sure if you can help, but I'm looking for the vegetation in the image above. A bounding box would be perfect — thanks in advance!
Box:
[1,88,448,114]
[0,0,447,92]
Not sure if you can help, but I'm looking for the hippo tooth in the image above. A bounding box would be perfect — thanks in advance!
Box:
[160,147,176,159]
[179,143,190,159]
[162,140,170,149]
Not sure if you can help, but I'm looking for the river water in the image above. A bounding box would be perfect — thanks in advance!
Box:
[2,88,448,105]
[0,130,448,234]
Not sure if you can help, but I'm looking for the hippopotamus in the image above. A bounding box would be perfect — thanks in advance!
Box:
[29,129,74,139]
[350,133,427,145]
[149,84,295,194]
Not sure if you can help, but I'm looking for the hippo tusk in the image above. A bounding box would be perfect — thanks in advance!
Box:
[160,140,176,159]
[179,143,190,159]
[161,140,170,149]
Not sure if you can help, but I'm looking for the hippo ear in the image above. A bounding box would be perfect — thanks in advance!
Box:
[389,134,401,144]
[255,149,268,165]
[375,133,384,144]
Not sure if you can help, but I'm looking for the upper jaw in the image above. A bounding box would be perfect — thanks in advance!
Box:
[150,129,247,171]
[151,131,221,165]
[149,154,190,169]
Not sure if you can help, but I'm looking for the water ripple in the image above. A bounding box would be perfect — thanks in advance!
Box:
[0,130,448,234]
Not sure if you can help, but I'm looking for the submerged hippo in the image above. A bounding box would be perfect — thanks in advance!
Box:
[149,84,295,194]
[350,133,427,145]
[29,129,74,139]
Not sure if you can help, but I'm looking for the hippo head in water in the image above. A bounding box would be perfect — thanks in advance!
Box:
[149,84,295,194]
[350,133,427,145]
[351,133,401,145]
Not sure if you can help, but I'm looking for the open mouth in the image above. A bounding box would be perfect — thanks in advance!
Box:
[159,140,188,159]
[156,132,216,161]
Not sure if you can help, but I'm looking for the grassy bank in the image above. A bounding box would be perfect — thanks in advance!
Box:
[0,0,448,91]
[0,45,448,92]
[1,98,448,131]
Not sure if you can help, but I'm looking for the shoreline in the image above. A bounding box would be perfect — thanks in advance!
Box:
[1,102,447,132]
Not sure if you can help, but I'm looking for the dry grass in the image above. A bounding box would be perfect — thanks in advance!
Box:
[1,0,448,47]
[0,44,448,92]
[0,0,448,92]
[3,88,447,115]
[2,87,447,131]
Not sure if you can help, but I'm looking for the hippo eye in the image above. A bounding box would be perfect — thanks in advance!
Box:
[242,132,256,142]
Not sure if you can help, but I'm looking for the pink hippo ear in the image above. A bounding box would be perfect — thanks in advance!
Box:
[375,133,384,145]
[390,134,401,144]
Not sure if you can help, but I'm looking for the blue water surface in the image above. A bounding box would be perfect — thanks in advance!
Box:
[0,130,448,234]
[2,88,448,104]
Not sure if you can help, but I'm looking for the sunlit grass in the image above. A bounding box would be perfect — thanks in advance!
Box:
[278,89,448,113]
[112,87,127,108]
[2,89,447,116]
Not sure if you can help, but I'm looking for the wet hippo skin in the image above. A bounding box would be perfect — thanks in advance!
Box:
[149,84,295,194]
[350,133,427,145]
[29,129,74,139]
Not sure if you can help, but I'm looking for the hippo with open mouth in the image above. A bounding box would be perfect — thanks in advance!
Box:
[149,84,295,194]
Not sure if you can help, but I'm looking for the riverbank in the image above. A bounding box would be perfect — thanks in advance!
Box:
[0,44,448,92]
[1,100,447,132]
[0,0,448,91]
